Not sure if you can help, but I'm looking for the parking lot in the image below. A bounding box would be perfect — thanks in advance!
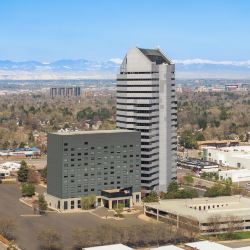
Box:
[0,184,147,250]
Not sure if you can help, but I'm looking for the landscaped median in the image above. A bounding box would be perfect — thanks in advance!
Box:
[0,234,20,250]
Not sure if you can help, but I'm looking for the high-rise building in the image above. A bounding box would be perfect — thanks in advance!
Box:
[116,48,177,192]
[50,86,81,98]
[45,130,141,211]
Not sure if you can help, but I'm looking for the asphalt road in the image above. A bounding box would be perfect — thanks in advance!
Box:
[0,184,146,250]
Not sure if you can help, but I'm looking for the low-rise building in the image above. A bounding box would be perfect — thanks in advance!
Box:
[219,169,250,183]
[45,130,141,212]
[144,195,250,234]
[0,162,21,171]
[197,140,239,149]
[203,146,250,169]
[177,158,218,173]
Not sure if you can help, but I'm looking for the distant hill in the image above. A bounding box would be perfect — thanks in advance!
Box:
[0,58,250,79]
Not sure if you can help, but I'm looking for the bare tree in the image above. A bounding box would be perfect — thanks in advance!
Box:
[27,168,40,184]
[225,216,244,238]
[207,215,221,233]
[72,228,99,249]
[37,228,62,250]
[0,218,16,240]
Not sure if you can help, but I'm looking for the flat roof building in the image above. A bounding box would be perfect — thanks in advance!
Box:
[203,146,250,169]
[144,196,250,234]
[116,47,177,192]
[219,169,250,183]
[50,86,81,98]
[46,129,141,212]
[177,158,218,173]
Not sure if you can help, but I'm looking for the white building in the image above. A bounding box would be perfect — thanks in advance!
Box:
[0,162,21,171]
[219,169,250,183]
[203,146,250,169]
[116,48,177,192]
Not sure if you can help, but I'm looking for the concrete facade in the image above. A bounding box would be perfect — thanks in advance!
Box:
[46,130,141,211]
[219,169,250,183]
[144,196,250,234]
[116,48,177,192]
[203,146,250,169]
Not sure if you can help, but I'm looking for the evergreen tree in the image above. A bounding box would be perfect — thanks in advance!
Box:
[17,160,28,182]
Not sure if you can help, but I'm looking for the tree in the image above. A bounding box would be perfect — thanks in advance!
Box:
[225,216,244,238]
[207,215,221,233]
[0,218,16,240]
[195,132,205,141]
[179,130,197,149]
[19,142,26,148]
[40,166,47,183]
[115,202,124,217]
[37,229,62,250]
[27,168,40,184]
[81,195,96,210]
[198,118,207,130]
[183,175,194,186]
[167,181,179,193]
[164,188,198,199]
[143,191,159,203]
[220,109,228,120]
[17,160,28,182]
[21,183,35,197]
[38,194,48,214]
[204,183,231,197]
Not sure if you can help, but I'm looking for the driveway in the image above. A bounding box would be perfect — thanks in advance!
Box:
[0,184,146,250]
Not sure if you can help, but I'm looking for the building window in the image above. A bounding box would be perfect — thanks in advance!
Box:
[64,201,68,210]
[136,194,140,203]
[77,200,81,208]
[71,200,74,209]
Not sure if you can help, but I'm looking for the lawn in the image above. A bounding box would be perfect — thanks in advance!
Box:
[204,231,250,241]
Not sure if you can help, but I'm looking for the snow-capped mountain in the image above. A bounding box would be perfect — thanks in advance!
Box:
[0,58,250,79]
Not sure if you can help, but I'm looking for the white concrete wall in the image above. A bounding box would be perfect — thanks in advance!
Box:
[219,170,250,182]
[205,147,250,169]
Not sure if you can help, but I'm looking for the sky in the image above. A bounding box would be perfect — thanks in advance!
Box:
[0,0,250,62]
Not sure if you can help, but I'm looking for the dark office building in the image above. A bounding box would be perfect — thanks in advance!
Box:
[45,130,141,211]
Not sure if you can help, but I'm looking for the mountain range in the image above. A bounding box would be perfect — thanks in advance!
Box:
[0,58,250,80]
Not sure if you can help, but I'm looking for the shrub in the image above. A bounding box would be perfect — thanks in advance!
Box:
[21,183,35,197]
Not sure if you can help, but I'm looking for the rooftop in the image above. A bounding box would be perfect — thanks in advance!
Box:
[51,129,137,136]
[185,241,232,250]
[207,146,250,153]
[145,195,250,222]
[138,48,172,65]
[83,244,133,250]
[151,245,182,250]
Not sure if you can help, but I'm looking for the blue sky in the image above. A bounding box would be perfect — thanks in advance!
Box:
[0,0,250,62]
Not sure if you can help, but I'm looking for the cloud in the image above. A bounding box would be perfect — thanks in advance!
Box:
[109,58,122,64]
[173,58,250,66]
